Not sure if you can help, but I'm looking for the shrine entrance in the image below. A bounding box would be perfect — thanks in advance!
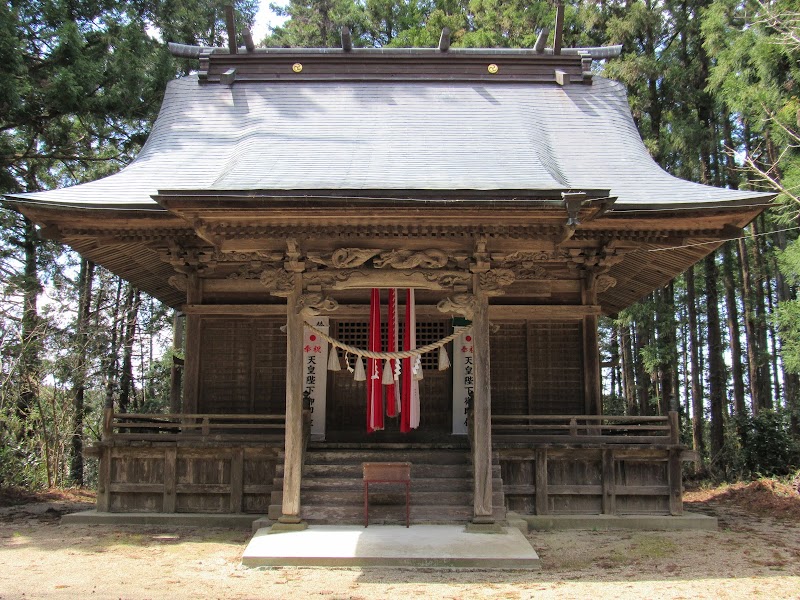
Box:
[324,317,454,442]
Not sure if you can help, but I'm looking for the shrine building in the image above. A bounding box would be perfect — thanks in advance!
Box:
[4,23,772,528]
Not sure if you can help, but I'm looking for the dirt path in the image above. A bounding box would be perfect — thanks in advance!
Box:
[1,485,799,600]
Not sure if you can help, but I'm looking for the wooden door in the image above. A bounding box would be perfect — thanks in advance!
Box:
[326,318,452,440]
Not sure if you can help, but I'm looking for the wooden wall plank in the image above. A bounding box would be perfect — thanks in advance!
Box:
[230,448,244,513]
[535,448,549,515]
[163,447,177,513]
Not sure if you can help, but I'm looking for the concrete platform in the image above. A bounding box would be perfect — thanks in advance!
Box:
[61,510,257,528]
[523,512,717,531]
[242,524,540,569]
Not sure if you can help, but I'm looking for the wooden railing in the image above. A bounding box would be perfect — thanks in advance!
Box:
[101,409,287,441]
[491,411,680,446]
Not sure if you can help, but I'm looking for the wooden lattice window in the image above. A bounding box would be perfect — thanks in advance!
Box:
[335,320,448,371]
[198,317,286,414]
[490,320,584,415]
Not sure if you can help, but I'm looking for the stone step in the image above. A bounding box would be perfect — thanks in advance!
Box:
[276,462,502,479]
[269,446,507,524]
[301,463,469,479]
[273,476,475,491]
[305,504,472,524]
[271,488,504,507]
[303,449,470,465]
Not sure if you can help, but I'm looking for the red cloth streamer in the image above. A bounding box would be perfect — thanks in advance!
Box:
[400,288,420,432]
[367,288,384,432]
[386,288,400,418]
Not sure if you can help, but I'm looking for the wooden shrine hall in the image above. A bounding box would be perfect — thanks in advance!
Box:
[5,24,772,528]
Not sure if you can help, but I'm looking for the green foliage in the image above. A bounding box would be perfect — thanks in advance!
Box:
[715,409,800,480]
[775,296,800,373]
[742,410,800,477]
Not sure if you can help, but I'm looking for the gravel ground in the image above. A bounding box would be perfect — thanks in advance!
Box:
[0,486,798,600]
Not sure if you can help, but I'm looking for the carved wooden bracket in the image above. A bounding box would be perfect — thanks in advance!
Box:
[437,293,478,320]
[595,274,617,293]
[471,235,490,273]
[303,269,470,291]
[478,268,515,296]
[284,238,305,272]
[297,293,339,318]
[307,248,381,269]
[168,274,188,292]
[227,265,264,280]
[260,267,295,297]
[374,249,449,269]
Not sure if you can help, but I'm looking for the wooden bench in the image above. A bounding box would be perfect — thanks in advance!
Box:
[363,462,411,528]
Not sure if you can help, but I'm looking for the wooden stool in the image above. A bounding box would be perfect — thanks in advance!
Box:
[362,462,411,528]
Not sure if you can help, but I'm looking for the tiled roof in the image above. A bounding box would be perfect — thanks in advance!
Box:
[6,74,772,210]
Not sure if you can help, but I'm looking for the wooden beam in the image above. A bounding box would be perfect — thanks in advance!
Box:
[554,69,570,86]
[489,305,601,319]
[182,304,286,315]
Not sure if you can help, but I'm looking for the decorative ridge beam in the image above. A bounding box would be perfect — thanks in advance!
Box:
[224,4,237,55]
[553,1,565,55]
[341,26,352,52]
[243,28,256,52]
[439,27,451,52]
[534,29,549,53]
[168,42,621,60]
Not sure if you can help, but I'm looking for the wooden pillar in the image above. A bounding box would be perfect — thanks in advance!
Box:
[668,411,683,515]
[278,274,307,528]
[668,448,683,515]
[182,272,202,414]
[583,314,602,415]
[96,446,111,512]
[471,290,494,523]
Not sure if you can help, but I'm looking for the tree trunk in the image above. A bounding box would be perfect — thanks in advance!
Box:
[705,254,726,464]
[659,283,677,414]
[634,316,651,416]
[103,278,124,411]
[118,286,140,413]
[70,259,95,486]
[750,222,773,409]
[621,323,637,415]
[722,243,746,419]
[19,217,42,430]
[686,266,705,471]
[738,236,762,414]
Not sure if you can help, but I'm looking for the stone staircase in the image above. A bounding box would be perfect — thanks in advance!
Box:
[268,443,506,525]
